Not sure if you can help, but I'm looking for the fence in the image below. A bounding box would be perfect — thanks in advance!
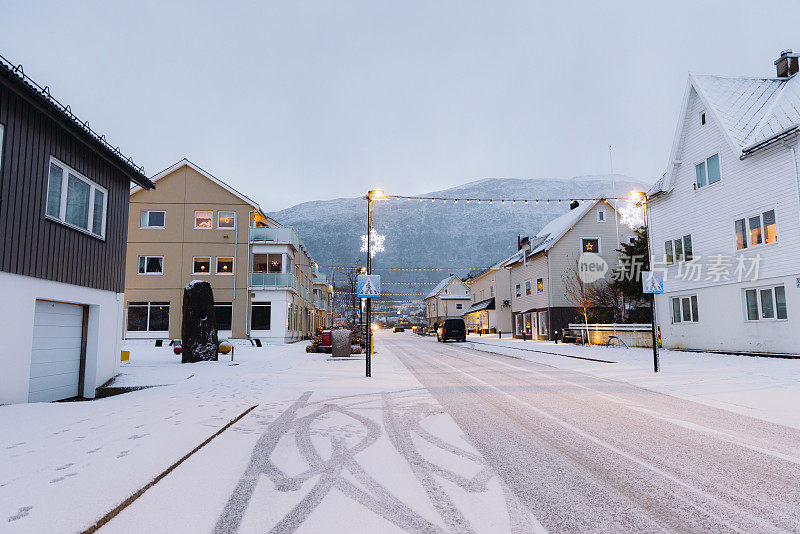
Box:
[566,323,653,348]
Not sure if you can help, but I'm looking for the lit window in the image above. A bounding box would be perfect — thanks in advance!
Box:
[218,211,236,229]
[734,210,777,250]
[45,158,108,238]
[216,257,234,274]
[581,238,600,253]
[268,254,283,273]
[194,211,213,229]
[537,278,544,293]
[671,295,699,323]
[193,257,211,274]
[140,210,165,228]
[525,280,532,295]
[695,153,721,189]
[137,256,163,274]
[745,286,787,321]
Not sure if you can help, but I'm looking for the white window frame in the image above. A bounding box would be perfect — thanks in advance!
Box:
[670,294,699,324]
[192,256,211,275]
[525,280,532,296]
[694,152,722,190]
[628,236,637,245]
[581,237,601,254]
[127,301,170,332]
[456,303,463,310]
[700,111,706,125]
[45,157,108,239]
[744,285,788,322]
[536,277,544,293]
[140,210,166,229]
[217,211,236,229]
[137,255,164,275]
[734,208,778,252]
[216,256,235,275]
[515,284,521,298]
[597,209,606,222]
[194,210,213,229]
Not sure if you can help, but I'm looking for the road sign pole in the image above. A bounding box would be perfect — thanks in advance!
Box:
[642,196,660,373]
[650,295,659,372]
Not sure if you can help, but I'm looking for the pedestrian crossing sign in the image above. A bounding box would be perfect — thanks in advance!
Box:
[358,274,381,298]
[641,271,664,294]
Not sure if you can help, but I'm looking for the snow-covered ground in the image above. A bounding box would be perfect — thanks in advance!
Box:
[462,333,800,430]
[0,338,528,533]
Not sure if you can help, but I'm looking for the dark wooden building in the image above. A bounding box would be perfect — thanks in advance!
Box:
[0,54,155,404]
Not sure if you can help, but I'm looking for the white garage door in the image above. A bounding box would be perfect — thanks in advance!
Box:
[29,300,85,403]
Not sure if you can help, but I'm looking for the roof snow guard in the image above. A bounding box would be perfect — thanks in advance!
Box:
[0,53,154,190]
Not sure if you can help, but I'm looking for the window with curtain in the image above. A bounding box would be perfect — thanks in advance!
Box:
[735,210,777,250]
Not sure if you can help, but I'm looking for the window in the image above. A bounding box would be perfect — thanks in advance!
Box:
[251,301,271,330]
[683,235,693,261]
[218,211,236,229]
[537,278,544,293]
[674,238,683,262]
[628,236,637,245]
[745,286,787,321]
[490,286,494,297]
[214,302,233,331]
[456,303,463,310]
[268,254,283,273]
[45,158,108,238]
[597,209,606,222]
[735,210,777,250]
[525,280,532,295]
[581,238,600,253]
[695,153,721,189]
[700,111,706,125]
[671,295,699,323]
[253,254,268,273]
[216,257,234,274]
[194,210,213,229]
[665,240,673,264]
[137,256,163,274]
[665,234,692,263]
[193,257,211,274]
[127,302,170,331]
[140,210,165,229]
[515,284,521,297]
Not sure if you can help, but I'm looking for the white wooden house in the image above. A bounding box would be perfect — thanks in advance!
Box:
[647,50,800,354]
[463,260,513,334]
[507,199,630,339]
[424,275,471,330]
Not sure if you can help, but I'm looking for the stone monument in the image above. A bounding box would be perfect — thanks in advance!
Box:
[331,329,352,358]
[180,280,219,362]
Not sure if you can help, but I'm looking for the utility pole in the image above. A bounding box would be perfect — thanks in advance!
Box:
[641,193,660,373]
[364,189,384,377]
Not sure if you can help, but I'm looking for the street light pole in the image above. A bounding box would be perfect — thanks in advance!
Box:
[642,194,660,373]
[366,193,373,378]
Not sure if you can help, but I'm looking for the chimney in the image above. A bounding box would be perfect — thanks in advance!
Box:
[775,49,799,77]
[518,236,530,251]
[570,200,580,210]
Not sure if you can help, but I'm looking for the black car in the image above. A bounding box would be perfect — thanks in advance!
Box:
[392,326,405,333]
[437,318,466,342]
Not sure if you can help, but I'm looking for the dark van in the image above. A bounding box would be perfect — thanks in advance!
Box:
[437,318,466,343]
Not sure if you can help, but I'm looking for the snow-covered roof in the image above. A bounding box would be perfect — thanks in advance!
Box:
[653,71,800,196]
[529,199,608,258]
[425,275,468,299]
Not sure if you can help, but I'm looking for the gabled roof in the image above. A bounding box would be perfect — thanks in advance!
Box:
[463,297,495,315]
[506,199,611,265]
[653,71,800,195]
[425,274,469,299]
[131,158,278,225]
[0,53,154,189]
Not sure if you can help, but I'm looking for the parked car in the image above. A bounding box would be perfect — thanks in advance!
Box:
[392,326,405,333]
[437,319,466,342]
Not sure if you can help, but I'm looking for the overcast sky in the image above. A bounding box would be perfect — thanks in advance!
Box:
[3,1,800,210]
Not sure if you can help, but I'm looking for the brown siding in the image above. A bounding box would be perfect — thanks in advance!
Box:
[0,80,132,292]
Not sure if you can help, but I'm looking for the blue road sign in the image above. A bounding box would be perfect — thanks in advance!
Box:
[641,271,664,294]
[358,274,381,298]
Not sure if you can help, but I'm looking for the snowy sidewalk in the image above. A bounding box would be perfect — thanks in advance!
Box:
[461,333,800,430]
[0,338,528,533]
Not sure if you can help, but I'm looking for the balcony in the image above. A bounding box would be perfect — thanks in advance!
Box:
[248,272,298,291]
[249,227,301,249]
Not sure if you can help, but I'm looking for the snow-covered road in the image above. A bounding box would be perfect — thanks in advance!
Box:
[389,335,800,532]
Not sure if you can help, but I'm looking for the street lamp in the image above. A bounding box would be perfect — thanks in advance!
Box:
[364,189,384,377]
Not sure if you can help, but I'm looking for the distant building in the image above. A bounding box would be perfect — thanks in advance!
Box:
[126,159,320,343]
[506,198,629,339]
[647,50,800,354]
[424,275,471,330]
[0,56,155,403]
[463,261,512,334]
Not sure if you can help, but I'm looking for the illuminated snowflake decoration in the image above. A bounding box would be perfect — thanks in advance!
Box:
[619,200,645,230]
[360,229,386,257]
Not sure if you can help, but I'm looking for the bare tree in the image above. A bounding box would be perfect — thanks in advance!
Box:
[562,258,597,345]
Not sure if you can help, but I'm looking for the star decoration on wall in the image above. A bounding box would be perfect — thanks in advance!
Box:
[360,229,386,257]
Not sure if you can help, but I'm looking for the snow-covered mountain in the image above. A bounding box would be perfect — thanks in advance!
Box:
[269,175,650,282]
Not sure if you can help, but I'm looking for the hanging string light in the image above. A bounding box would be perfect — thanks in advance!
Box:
[370,194,624,204]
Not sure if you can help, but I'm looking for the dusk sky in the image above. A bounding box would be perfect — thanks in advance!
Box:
[3,1,800,210]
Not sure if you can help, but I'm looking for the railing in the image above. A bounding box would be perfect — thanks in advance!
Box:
[248,272,298,290]
[248,227,301,249]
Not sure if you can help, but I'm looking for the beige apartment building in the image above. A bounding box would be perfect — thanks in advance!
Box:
[125,159,329,343]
